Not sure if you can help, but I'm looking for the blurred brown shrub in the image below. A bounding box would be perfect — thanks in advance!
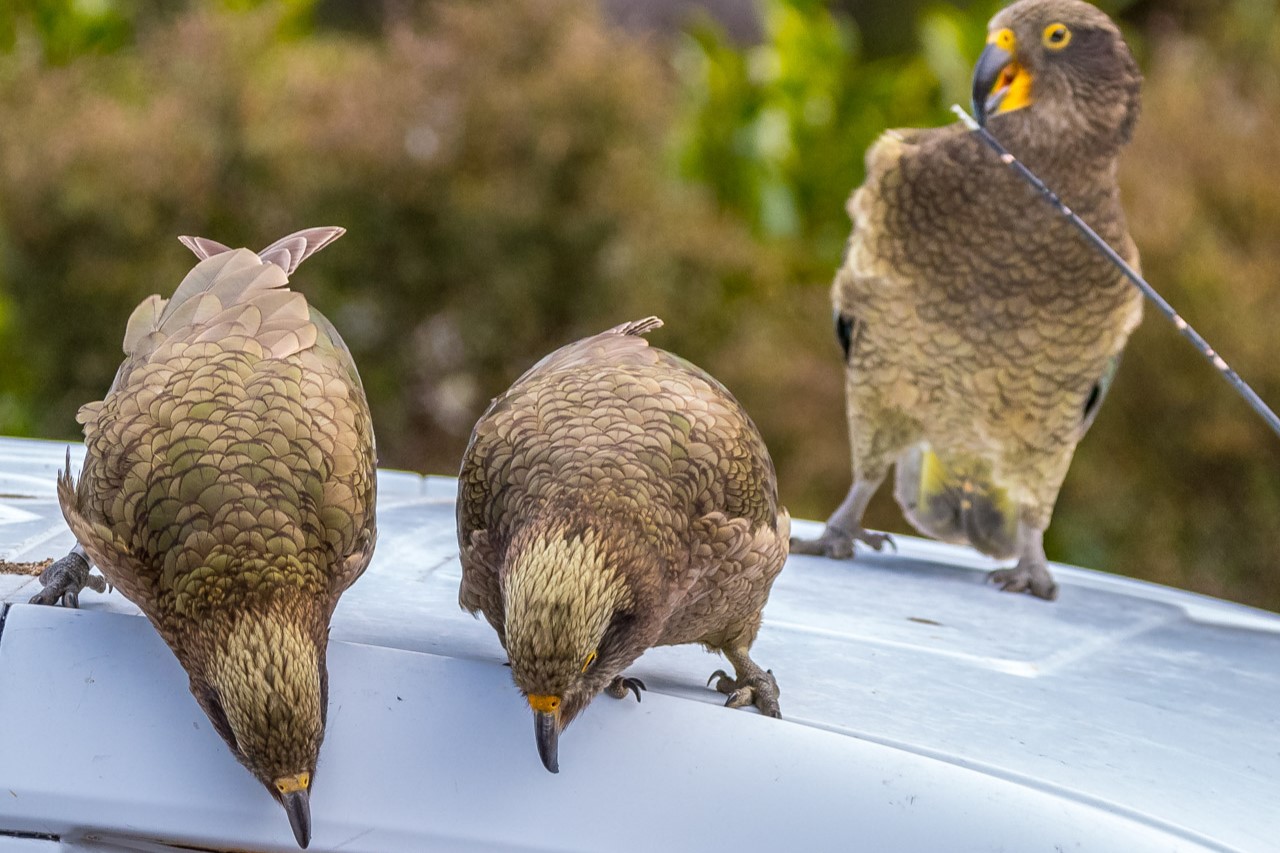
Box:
[0,0,783,479]
[1058,16,1280,606]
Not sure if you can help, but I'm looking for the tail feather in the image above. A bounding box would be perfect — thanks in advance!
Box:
[256,226,346,274]
[516,316,666,382]
[610,316,664,337]
[84,228,362,441]
[177,234,232,261]
[178,226,346,275]
[123,228,346,366]
[893,446,1018,559]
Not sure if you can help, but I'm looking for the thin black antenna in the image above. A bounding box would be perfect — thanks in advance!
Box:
[951,104,1280,441]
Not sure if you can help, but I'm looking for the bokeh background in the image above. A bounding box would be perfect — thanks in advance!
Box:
[1,0,1278,609]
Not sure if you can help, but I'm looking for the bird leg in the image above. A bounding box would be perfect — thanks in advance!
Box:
[605,676,646,702]
[28,544,108,608]
[988,522,1058,600]
[707,645,781,718]
[789,475,894,559]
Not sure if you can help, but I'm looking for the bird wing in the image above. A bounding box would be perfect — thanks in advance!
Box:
[67,229,376,620]
[456,316,667,546]
[667,352,780,530]
[456,314,782,642]
[513,316,665,382]
[458,528,507,644]
[659,508,790,646]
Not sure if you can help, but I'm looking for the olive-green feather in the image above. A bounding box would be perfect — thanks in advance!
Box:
[834,0,1142,550]
[458,317,789,730]
[57,227,376,823]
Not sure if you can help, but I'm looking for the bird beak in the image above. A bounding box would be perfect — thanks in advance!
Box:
[527,694,562,774]
[972,28,1033,125]
[275,774,312,848]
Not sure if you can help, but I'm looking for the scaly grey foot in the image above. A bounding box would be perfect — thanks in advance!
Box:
[29,551,107,608]
[606,676,646,702]
[707,668,781,718]
[988,560,1059,601]
[789,526,895,559]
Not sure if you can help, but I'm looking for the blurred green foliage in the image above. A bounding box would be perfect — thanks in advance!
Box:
[0,0,1278,610]
[0,0,135,62]
[0,0,317,63]
[675,0,966,262]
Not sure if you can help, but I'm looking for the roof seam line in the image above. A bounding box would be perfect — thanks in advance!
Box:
[0,829,60,842]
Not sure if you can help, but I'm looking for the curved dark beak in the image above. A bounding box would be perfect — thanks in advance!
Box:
[534,710,560,774]
[972,41,1016,126]
[282,789,312,849]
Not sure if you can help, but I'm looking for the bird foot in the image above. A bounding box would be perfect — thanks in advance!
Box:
[988,561,1058,601]
[706,668,781,718]
[606,676,646,703]
[28,551,107,608]
[789,526,895,560]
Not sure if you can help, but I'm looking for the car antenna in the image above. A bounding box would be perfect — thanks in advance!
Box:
[951,103,1280,440]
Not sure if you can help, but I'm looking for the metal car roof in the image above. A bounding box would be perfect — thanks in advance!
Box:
[0,436,1277,852]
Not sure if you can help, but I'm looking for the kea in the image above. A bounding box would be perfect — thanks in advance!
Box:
[458,318,789,773]
[790,0,1143,600]
[31,227,377,848]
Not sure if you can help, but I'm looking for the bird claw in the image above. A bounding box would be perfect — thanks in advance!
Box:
[707,668,781,718]
[858,530,896,553]
[28,551,104,608]
[789,528,854,559]
[988,564,1059,601]
[606,676,646,703]
[789,526,894,560]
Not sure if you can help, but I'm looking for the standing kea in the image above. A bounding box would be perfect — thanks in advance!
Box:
[791,0,1144,600]
[32,228,377,848]
[458,318,789,773]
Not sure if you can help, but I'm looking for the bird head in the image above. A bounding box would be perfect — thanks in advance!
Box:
[972,0,1141,152]
[501,521,641,774]
[188,606,327,848]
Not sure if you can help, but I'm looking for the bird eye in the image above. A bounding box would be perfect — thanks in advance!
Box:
[581,650,598,672]
[1042,23,1071,49]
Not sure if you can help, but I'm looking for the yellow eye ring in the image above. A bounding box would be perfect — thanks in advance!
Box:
[1043,23,1071,49]
[582,650,598,672]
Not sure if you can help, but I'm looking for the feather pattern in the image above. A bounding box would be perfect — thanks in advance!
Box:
[795,0,1144,599]
[458,318,789,738]
[57,227,375,828]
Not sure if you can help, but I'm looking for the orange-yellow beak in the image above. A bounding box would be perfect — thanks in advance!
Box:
[973,28,1034,125]
[528,694,562,774]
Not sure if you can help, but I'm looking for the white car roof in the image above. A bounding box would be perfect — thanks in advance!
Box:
[0,436,1277,852]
